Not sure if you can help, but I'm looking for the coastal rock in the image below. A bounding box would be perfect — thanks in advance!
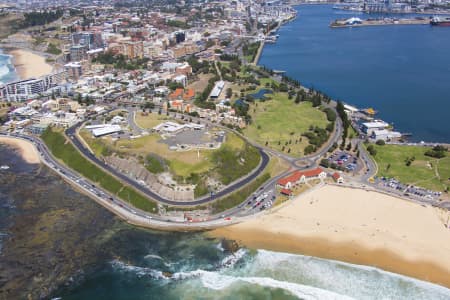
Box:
[162,271,173,278]
[0,167,120,299]
[221,239,240,253]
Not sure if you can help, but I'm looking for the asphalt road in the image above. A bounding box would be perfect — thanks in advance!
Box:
[66,121,270,206]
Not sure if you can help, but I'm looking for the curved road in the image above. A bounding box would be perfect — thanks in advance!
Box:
[66,122,270,206]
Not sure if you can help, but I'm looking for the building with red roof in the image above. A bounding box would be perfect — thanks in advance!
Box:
[280,188,293,196]
[183,88,195,101]
[277,167,327,189]
[332,172,344,184]
[169,88,184,100]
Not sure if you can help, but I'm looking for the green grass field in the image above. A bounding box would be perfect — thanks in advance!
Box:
[372,144,450,192]
[42,128,158,213]
[81,124,261,185]
[134,112,173,129]
[243,92,329,157]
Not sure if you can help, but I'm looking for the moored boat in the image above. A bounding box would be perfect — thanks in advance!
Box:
[430,16,450,26]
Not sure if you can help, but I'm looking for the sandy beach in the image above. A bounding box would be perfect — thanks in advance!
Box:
[0,136,40,164]
[9,49,52,79]
[211,185,450,288]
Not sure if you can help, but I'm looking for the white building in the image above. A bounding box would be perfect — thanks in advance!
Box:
[92,125,122,137]
[0,72,66,102]
[362,121,389,135]
[371,129,402,141]
[209,81,225,99]
[153,121,205,134]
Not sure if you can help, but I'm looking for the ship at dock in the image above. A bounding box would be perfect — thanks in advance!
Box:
[430,16,450,26]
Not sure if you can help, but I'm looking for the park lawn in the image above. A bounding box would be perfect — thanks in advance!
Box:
[258,77,276,88]
[114,134,214,176]
[168,158,211,178]
[134,113,172,129]
[107,131,250,178]
[243,92,328,157]
[79,129,110,157]
[41,128,158,213]
[224,131,245,149]
[266,155,291,177]
[437,157,450,187]
[347,124,358,139]
[373,144,450,192]
[187,73,214,94]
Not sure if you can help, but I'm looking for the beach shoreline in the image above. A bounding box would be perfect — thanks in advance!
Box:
[7,48,53,80]
[210,185,450,288]
[0,136,41,164]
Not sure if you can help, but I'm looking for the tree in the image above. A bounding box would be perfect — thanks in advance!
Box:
[376,139,386,146]
[144,102,155,109]
[295,93,301,104]
[225,87,232,98]
[367,145,377,156]
[346,142,352,151]
[320,159,330,168]
[424,145,447,158]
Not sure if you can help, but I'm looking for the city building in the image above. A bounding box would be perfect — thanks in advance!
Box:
[71,32,104,50]
[64,62,83,80]
[70,44,87,61]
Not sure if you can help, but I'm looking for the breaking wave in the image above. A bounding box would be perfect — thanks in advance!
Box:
[110,248,450,300]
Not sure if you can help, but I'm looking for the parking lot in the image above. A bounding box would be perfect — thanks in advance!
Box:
[161,129,225,149]
[328,151,361,172]
[377,177,442,201]
[240,188,276,213]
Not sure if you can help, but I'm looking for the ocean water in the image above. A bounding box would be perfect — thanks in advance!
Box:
[259,5,450,143]
[1,144,450,298]
[58,248,450,299]
[0,50,18,85]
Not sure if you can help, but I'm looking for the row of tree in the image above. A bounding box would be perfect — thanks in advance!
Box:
[22,10,63,28]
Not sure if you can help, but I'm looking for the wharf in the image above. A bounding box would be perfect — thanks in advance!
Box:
[330,18,430,28]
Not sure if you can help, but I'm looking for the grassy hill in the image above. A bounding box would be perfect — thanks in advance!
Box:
[243,92,329,157]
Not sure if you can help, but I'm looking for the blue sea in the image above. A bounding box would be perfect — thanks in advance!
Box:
[260,5,450,143]
[0,49,18,85]
[1,145,450,299]
[57,248,450,299]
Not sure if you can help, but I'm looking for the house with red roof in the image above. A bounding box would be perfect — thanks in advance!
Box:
[277,167,327,189]
[169,88,184,100]
[332,172,344,184]
[183,88,195,101]
[280,188,293,196]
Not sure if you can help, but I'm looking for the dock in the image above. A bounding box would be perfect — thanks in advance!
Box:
[330,17,430,28]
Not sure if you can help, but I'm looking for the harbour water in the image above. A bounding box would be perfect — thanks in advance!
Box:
[260,5,450,143]
[1,146,450,299]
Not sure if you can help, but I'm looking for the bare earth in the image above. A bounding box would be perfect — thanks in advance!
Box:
[0,136,40,164]
[10,49,52,79]
[210,184,450,288]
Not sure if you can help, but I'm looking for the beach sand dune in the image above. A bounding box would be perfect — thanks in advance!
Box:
[10,49,52,79]
[0,136,40,164]
[211,185,450,288]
